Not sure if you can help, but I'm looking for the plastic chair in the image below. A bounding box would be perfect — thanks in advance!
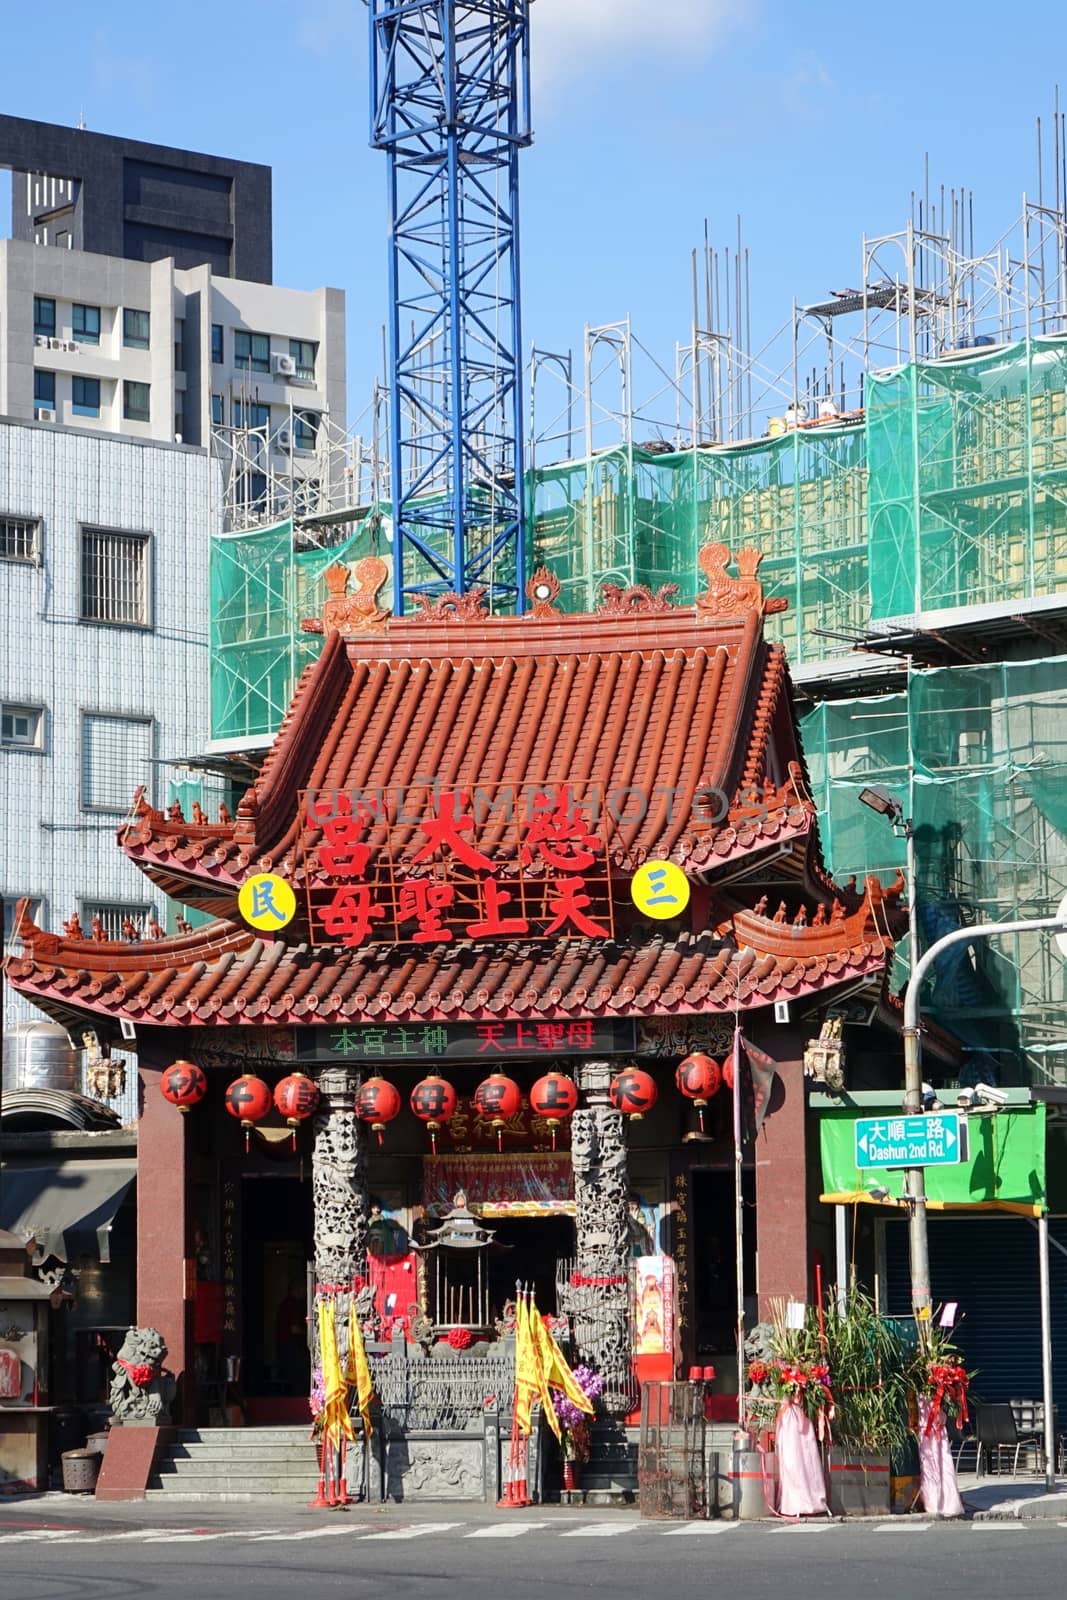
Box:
[979,1403,1039,1475]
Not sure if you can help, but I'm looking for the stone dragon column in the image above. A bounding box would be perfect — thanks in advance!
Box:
[568,1060,633,1415]
[311,1065,370,1287]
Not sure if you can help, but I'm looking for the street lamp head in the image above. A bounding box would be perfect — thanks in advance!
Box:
[858,784,905,824]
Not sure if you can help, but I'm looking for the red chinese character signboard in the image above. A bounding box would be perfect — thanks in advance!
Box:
[300,783,614,951]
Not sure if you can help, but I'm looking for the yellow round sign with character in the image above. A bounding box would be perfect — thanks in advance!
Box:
[630,860,690,920]
[238,873,297,931]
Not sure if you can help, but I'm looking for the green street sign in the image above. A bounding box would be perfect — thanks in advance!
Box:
[854,1112,964,1170]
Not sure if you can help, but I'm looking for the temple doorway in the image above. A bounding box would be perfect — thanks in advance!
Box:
[486,1215,574,1322]
[241,1174,313,1398]
[690,1169,756,1358]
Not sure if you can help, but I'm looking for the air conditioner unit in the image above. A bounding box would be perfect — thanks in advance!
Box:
[273,353,297,377]
[65,340,80,353]
[277,429,291,448]
[49,337,63,350]
[37,408,56,423]
[34,334,48,348]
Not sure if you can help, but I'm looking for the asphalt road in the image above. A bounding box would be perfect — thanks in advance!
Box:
[3,1511,1067,1600]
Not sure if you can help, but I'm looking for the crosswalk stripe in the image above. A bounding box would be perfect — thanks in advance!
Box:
[559,1522,643,1538]
[251,1527,362,1542]
[972,1521,1028,1530]
[661,1522,739,1535]
[464,1522,552,1538]
[0,1530,79,1543]
[359,1521,461,1542]
[873,1522,933,1532]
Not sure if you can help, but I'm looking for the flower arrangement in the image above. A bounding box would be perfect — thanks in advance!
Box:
[309,1366,325,1436]
[746,1355,834,1430]
[446,1326,473,1351]
[908,1326,972,1436]
[551,1364,604,1463]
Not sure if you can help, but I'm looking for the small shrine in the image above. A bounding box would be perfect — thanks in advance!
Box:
[414,1192,508,1340]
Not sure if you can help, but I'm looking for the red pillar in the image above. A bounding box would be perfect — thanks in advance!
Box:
[137,1059,194,1424]
[754,1058,808,1319]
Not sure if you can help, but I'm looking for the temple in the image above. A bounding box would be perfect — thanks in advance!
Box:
[6,543,915,1499]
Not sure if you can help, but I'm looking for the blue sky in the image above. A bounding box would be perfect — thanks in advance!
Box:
[3,1,1065,449]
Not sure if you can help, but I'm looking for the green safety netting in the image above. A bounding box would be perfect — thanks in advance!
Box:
[210,512,387,742]
[818,1104,1047,1214]
[801,658,1067,1082]
[867,335,1067,618]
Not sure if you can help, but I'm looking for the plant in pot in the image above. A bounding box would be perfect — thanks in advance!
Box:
[820,1288,911,1517]
[552,1365,604,1492]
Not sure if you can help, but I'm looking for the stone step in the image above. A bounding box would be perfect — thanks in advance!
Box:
[167,1443,319,1461]
[157,1456,318,1477]
[145,1487,318,1501]
[174,1429,311,1445]
[148,1473,319,1495]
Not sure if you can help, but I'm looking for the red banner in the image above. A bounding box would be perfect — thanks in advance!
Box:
[423,1152,575,1217]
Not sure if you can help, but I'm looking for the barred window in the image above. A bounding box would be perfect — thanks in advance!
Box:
[81,713,153,812]
[80,528,150,626]
[0,515,40,562]
[79,900,152,941]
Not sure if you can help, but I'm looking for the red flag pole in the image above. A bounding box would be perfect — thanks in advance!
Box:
[732,1025,745,1432]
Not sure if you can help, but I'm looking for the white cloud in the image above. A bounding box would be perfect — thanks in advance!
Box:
[532,0,744,81]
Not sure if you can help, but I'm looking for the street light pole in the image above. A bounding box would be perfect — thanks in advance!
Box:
[902,914,1067,1336]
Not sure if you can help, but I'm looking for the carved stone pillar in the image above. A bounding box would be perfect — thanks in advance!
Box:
[311,1065,369,1284]
[568,1059,633,1415]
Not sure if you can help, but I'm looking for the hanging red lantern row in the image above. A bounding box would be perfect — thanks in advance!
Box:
[609,1066,658,1121]
[356,1076,403,1145]
[160,1059,207,1113]
[675,1052,722,1133]
[224,1074,274,1151]
[473,1072,522,1151]
[410,1075,457,1154]
[529,1070,578,1151]
[273,1072,321,1151]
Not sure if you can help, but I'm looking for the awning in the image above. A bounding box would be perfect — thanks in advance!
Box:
[818,1104,1047,1215]
[0,1158,136,1264]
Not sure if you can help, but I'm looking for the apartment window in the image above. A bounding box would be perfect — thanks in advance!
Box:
[234,330,270,374]
[81,713,153,812]
[211,393,224,426]
[211,323,224,365]
[72,376,101,418]
[123,381,150,423]
[0,516,40,562]
[33,297,56,339]
[3,897,43,946]
[72,303,101,345]
[294,411,319,451]
[34,371,55,416]
[289,339,317,381]
[174,317,185,372]
[80,900,151,941]
[80,528,150,627]
[123,308,150,349]
[233,400,270,430]
[1,703,44,749]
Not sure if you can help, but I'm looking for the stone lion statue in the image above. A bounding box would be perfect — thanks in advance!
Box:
[109,1326,176,1426]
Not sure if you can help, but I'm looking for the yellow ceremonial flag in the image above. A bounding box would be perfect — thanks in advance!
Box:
[513,1294,540,1437]
[535,1312,594,1418]
[317,1299,354,1450]
[345,1300,374,1438]
[525,1296,561,1441]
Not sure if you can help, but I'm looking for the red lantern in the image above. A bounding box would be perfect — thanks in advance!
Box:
[473,1072,522,1150]
[356,1076,403,1145]
[160,1059,207,1114]
[273,1072,320,1150]
[608,1066,658,1121]
[529,1071,578,1150]
[224,1073,273,1151]
[675,1052,721,1133]
[722,1054,735,1091]
[410,1075,458,1153]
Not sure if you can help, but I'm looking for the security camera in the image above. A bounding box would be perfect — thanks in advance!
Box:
[921,1082,942,1110]
[868,1185,890,1202]
[956,1087,976,1109]
[975,1082,1009,1107]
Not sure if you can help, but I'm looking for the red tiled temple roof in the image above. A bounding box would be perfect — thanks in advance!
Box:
[7,884,893,1036]
[119,546,819,918]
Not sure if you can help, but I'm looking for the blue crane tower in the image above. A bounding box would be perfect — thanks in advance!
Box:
[368,1,532,615]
